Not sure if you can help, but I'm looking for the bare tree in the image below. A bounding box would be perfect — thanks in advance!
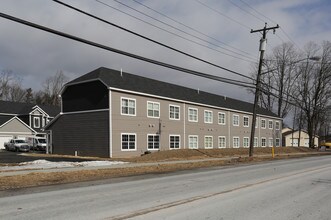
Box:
[38,71,69,106]
[0,70,26,102]
[294,41,331,148]
[0,70,13,100]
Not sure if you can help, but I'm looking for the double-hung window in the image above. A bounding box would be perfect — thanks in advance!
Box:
[275,138,280,147]
[188,108,198,122]
[218,136,226,148]
[121,98,136,116]
[233,115,239,126]
[169,105,180,120]
[147,135,159,150]
[188,135,198,149]
[268,120,273,129]
[147,101,160,118]
[34,117,40,128]
[218,112,226,125]
[243,116,249,127]
[275,121,280,130]
[243,137,249,148]
[121,134,136,151]
[233,137,240,148]
[169,135,180,149]
[204,110,213,123]
[254,137,258,147]
[261,119,266,129]
[261,138,266,147]
[269,138,273,147]
[204,136,213,149]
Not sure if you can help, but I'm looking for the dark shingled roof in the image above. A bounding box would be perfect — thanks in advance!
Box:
[0,100,60,117]
[68,67,279,118]
[0,115,13,126]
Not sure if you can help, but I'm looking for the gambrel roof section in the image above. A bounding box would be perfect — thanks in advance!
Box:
[66,67,279,118]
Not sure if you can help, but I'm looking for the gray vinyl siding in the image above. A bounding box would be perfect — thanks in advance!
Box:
[50,111,109,157]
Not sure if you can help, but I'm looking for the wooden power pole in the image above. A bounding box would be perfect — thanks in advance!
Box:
[249,23,279,157]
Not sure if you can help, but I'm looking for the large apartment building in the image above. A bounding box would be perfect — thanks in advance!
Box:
[45,67,282,158]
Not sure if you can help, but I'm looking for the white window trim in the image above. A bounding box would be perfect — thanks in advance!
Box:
[188,107,198,122]
[218,112,226,125]
[261,137,266,147]
[147,101,160,118]
[218,136,226,148]
[243,137,249,148]
[275,138,280,147]
[233,136,240,148]
[275,121,280,130]
[261,119,266,129]
[204,136,213,149]
[147,134,160,150]
[269,138,273,147]
[254,137,258,147]
[233,114,239,126]
[188,135,198,149]
[243,116,249,127]
[34,117,40,128]
[204,110,213,124]
[169,104,180,120]
[121,97,136,116]
[169,134,181,149]
[121,133,137,151]
[268,120,273,129]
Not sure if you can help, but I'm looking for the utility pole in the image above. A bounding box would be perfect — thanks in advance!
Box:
[249,23,279,157]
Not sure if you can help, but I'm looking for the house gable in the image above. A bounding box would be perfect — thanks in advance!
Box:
[0,116,36,134]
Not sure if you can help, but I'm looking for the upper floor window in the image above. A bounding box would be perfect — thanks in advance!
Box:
[261,119,266,129]
[188,108,198,122]
[204,110,213,123]
[268,120,273,129]
[275,121,280,130]
[34,117,40,128]
[218,112,226,125]
[121,97,136,116]
[233,115,239,126]
[169,105,180,120]
[147,101,160,118]
[243,116,249,127]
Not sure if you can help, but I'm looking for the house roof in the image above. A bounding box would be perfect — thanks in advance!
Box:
[67,67,279,118]
[0,115,13,126]
[0,100,60,117]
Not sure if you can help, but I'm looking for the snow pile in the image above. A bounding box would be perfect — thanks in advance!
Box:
[0,159,128,171]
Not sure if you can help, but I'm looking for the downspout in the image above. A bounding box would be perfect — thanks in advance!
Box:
[183,103,186,149]
[109,89,113,158]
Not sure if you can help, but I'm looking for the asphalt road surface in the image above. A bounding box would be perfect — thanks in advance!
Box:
[0,156,330,220]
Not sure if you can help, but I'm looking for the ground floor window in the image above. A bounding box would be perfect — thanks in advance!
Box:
[188,135,198,149]
[261,138,266,147]
[169,135,180,149]
[254,137,258,147]
[269,138,273,147]
[218,136,226,148]
[243,137,249,148]
[204,136,213,149]
[233,137,240,148]
[147,134,159,150]
[275,138,280,147]
[121,133,136,151]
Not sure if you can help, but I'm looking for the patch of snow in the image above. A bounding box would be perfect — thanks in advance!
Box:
[0,159,128,171]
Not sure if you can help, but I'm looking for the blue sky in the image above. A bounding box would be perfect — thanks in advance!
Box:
[0,0,330,104]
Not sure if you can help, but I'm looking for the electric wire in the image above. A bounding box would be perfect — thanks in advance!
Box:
[194,0,251,30]
[0,12,256,90]
[130,0,254,57]
[97,0,256,62]
[53,0,253,80]
[227,0,265,23]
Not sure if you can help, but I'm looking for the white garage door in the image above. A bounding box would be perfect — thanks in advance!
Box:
[0,135,13,149]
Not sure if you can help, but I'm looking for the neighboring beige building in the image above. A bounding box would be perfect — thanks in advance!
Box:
[282,128,319,147]
[46,67,283,158]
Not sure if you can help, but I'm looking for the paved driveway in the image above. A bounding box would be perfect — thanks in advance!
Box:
[0,150,93,164]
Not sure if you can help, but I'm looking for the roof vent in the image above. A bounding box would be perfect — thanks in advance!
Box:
[197,88,200,94]
[120,68,123,77]
[224,96,227,100]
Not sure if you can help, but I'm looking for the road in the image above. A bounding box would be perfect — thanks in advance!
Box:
[0,156,330,220]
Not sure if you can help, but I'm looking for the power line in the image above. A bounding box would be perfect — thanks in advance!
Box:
[96,0,256,62]
[0,11,256,90]
[53,0,253,80]
[227,0,265,23]
[194,0,251,30]
[130,0,254,57]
